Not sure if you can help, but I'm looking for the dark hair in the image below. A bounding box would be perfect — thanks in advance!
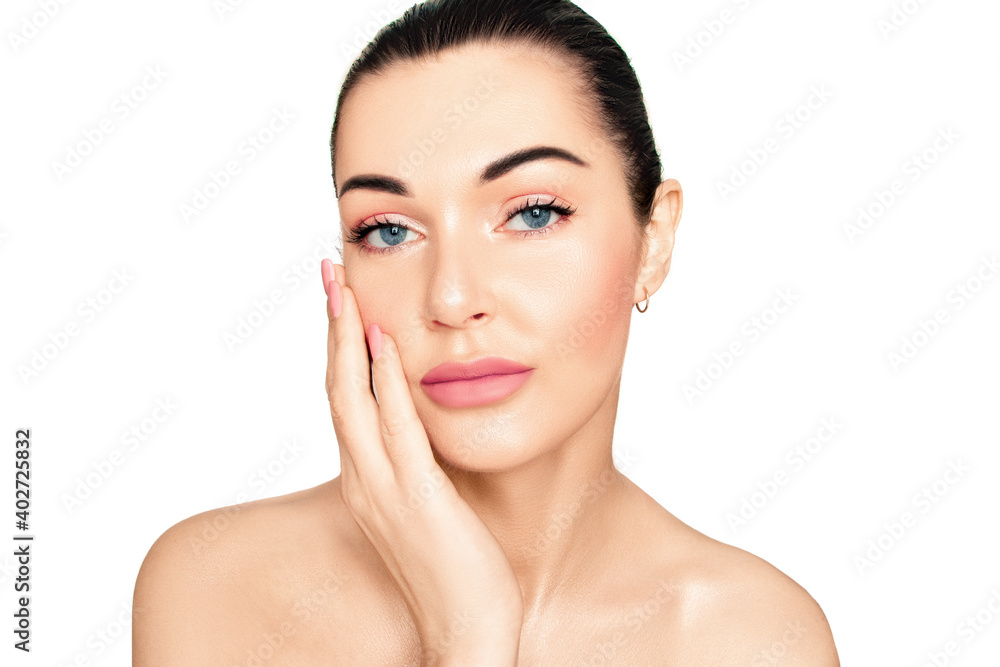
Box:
[330,0,663,242]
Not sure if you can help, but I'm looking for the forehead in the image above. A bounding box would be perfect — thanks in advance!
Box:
[334,41,608,193]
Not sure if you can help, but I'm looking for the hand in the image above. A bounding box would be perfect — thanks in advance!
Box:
[321,259,524,665]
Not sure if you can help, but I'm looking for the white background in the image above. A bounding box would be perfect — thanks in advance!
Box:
[2,0,998,664]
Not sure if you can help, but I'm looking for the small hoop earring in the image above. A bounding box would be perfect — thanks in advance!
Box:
[636,286,649,313]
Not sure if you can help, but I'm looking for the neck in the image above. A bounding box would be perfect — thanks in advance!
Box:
[439,381,639,616]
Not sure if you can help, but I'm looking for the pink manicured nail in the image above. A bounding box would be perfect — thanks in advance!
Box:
[328,280,342,319]
[321,259,333,295]
[367,323,383,361]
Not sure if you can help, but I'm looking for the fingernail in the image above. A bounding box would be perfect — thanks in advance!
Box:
[328,280,342,319]
[367,323,383,361]
[321,259,333,295]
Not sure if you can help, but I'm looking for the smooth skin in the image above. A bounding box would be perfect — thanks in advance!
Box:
[323,259,523,665]
[133,41,839,665]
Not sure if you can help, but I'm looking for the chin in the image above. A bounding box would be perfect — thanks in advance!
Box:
[424,411,543,475]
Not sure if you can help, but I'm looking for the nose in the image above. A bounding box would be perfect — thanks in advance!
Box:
[423,239,495,330]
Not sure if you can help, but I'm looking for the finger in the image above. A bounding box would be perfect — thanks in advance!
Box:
[369,329,436,472]
[322,261,358,482]
[321,258,334,297]
[331,261,345,292]
[326,271,392,481]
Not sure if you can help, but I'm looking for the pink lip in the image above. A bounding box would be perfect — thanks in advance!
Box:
[421,357,535,408]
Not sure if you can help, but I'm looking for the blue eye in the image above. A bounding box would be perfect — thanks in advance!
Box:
[511,204,553,230]
[504,196,576,234]
[344,216,417,254]
[345,196,576,256]
[369,223,414,250]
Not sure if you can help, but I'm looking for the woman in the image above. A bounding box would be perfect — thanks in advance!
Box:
[134,0,840,664]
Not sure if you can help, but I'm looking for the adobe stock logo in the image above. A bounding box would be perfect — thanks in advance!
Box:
[877,0,934,40]
[339,1,407,61]
[223,234,339,352]
[843,126,959,245]
[886,254,998,372]
[178,107,295,224]
[853,459,970,575]
[61,397,179,514]
[51,65,168,183]
[725,417,843,534]
[7,0,73,53]
[671,0,757,73]
[716,85,833,202]
[918,588,1000,667]
[682,288,798,404]
[17,268,134,386]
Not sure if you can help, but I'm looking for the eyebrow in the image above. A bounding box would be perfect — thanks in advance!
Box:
[337,145,589,198]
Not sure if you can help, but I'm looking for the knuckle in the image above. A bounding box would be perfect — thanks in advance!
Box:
[380,415,409,440]
[328,394,351,425]
[349,371,370,393]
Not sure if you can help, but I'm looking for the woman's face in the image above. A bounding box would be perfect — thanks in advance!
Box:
[334,41,646,472]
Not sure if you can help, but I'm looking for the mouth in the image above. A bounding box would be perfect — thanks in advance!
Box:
[421,357,535,408]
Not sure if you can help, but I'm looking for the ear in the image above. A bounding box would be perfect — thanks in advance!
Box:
[634,179,683,304]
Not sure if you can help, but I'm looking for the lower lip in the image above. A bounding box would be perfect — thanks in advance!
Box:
[421,370,535,408]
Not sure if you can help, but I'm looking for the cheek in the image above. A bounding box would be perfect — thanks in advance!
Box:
[347,281,402,353]
[532,235,636,365]
[564,281,633,370]
[347,285,375,341]
[349,279,426,385]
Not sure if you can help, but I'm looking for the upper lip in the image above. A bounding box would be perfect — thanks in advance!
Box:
[421,356,533,384]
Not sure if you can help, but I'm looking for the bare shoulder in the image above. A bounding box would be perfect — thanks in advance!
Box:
[655,517,840,665]
[132,480,365,665]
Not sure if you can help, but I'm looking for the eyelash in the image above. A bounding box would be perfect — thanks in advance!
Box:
[345,196,577,256]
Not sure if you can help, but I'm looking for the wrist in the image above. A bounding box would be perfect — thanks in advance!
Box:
[421,620,522,667]
[418,600,523,666]
[424,638,520,667]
